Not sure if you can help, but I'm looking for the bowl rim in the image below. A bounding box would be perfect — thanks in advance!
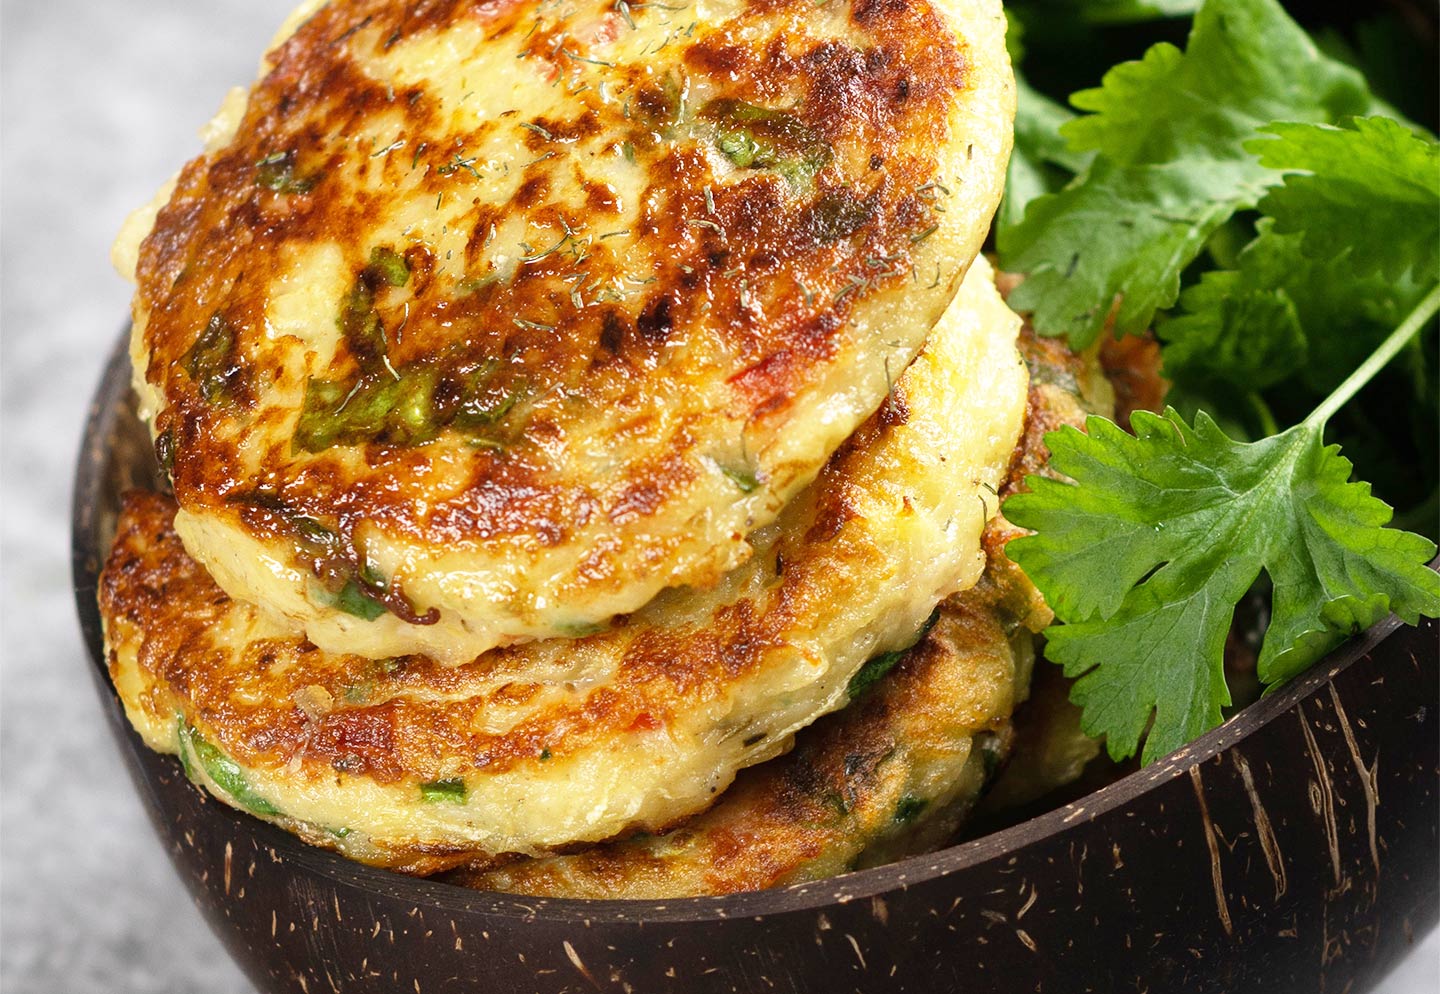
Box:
[71,325,1415,926]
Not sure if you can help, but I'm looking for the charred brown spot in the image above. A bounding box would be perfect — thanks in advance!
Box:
[536,109,601,142]
[310,705,403,782]
[515,175,549,209]
[583,180,621,214]
[635,294,676,342]
[683,39,749,76]
[851,0,911,27]
[804,494,861,544]
[598,310,628,355]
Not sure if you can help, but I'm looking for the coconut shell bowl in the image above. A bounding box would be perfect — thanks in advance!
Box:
[74,334,1437,994]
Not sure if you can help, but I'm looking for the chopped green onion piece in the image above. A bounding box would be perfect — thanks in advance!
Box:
[420,778,468,803]
[893,795,928,824]
[178,722,282,817]
[716,130,761,167]
[330,578,388,621]
[702,98,832,190]
[293,366,443,453]
[368,246,410,287]
[846,608,940,700]
[183,312,237,405]
[255,150,320,195]
[338,281,387,370]
[720,465,760,493]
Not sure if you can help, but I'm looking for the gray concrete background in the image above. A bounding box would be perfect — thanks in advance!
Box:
[0,2,1434,992]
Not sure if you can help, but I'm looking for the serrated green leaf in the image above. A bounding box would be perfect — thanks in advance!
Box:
[1249,117,1440,284]
[998,75,1094,235]
[999,0,1375,346]
[1000,157,1262,346]
[1063,1,1370,165]
[1162,219,1429,396]
[1161,272,1305,390]
[1260,438,1440,683]
[1015,80,1092,178]
[1006,409,1439,763]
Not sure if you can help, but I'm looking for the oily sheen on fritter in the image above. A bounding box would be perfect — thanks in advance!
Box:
[99,260,1028,865]
[113,0,1015,663]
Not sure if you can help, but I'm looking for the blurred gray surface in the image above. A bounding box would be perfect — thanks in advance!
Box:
[2,4,291,991]
[0,2,1434,992]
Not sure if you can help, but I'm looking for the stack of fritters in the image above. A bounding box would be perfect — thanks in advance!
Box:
[99,0,1098,895]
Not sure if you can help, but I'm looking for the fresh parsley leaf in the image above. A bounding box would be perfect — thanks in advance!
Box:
[1249,117,1440,284]
[1163,219,1429,398]
[1163,120,1437,399]
[1061,3,1371,165]
[1007,280,1440,764]
[1006,407,1440,763]
[1161,269,1305,392]
[1003,157,1264,345]
[999,0,1374,347]
[998,75,1093,236]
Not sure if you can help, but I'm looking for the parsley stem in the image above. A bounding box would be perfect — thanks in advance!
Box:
[1246,392,1279,438]
[1304,282,1440,430]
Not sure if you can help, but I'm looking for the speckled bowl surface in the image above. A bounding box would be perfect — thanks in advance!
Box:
[74,332,1438,994]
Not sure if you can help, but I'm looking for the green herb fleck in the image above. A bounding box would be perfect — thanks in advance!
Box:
[702,98,832,190]
[368,246,411,287]
[183,312,238,405]
[255,150,320,195]
[293,365,443,453]
[718,464,759,493]
[178,722,282,817]
[323,578,389,621]
[893,795,928,824]
[420,778,468,803]
[847,609,940,700]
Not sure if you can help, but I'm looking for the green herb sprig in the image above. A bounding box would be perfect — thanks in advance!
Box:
[996,0,1440,763]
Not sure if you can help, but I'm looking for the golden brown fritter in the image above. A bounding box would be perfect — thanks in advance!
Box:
[115,0,1015,662]
[450,304,1115,898]
[455,549,1039,898]
[99,260,1028,863]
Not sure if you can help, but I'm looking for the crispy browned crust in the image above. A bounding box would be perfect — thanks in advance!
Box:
[133,0,983,616]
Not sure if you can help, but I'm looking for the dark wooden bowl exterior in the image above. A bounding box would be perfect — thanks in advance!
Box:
[74,333,1438,994]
